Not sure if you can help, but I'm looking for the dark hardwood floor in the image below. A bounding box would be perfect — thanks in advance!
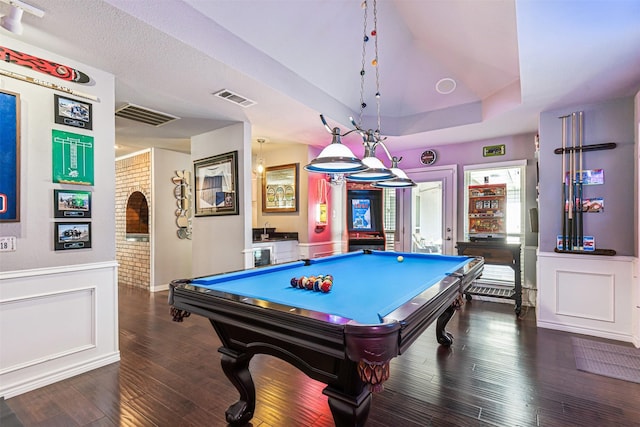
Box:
[5,285,640,426]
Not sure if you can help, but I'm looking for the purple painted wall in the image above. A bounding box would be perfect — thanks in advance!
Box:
[538,97,635,256]
[398,133,539,247]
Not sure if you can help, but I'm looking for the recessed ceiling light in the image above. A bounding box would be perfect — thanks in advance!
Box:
[436,78,457,95]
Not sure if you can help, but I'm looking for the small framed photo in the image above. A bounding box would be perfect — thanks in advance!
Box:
[54,94,93,130]
[194,151,239,216]
[54,221,92,250]
[54,189,92,218]
[483,144,505,157]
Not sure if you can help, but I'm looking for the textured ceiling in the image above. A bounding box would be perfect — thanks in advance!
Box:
[1,0,639,158]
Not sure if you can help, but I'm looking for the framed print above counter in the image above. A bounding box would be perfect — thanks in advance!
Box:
[263,163,299,213]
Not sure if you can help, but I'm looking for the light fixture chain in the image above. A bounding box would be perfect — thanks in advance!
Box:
[373,0,381,135]
[358,1,368,127]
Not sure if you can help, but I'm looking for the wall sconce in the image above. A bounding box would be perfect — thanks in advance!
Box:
[0,0,45,35]
[315,177,328,232]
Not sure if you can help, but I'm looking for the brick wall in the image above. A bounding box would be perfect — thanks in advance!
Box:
[115,152,151,289]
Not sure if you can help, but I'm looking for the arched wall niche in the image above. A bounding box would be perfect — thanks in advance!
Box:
[125,190,149,240]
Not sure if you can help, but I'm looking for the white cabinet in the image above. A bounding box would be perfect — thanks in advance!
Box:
[272,240,299,264]
[252,240,299,266]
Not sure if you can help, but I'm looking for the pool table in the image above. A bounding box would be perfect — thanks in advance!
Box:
[169,250,483,426]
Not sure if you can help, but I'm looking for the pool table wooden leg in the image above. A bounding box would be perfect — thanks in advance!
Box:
[436,305,457,346]
[219,347,256,426]
[323,386,372,427]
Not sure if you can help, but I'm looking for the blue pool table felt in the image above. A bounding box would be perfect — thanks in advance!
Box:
[192,251,471,324]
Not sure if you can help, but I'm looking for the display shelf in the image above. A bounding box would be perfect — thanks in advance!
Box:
[468,184,507,239]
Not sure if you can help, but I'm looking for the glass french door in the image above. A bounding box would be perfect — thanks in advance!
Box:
[395,166,457,255]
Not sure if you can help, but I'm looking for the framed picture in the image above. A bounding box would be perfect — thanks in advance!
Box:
[52,129,94,185]
[263,163,299,213]
[194,151,239,216]
[54,221,92,250]
[483,144,506,157]
[0,89,20,222]
[54,189,92,218]
[54,94,93,130]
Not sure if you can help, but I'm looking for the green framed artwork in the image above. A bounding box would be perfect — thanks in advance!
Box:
[483,144,505,157]
[52,129,94,185]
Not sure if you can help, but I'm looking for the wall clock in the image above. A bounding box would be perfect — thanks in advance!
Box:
[420,149,437,165]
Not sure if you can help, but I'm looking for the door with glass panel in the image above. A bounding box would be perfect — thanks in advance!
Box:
[394,166,457,255]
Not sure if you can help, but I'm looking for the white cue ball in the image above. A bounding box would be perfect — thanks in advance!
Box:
[397,256,404,262]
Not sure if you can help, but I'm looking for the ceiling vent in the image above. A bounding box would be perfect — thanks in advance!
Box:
[115,103,180,127]
[213,89,256,108]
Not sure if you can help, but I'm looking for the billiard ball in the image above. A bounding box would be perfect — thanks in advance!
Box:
[298,276,307,289]
[397,256,404,262]
[290,277,299,287]
[314,277,324,291]
[320,279,333,293]
[304,277,315,290]
[324,274,333,282]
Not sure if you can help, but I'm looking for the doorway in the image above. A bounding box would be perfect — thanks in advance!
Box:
[463,161,526,286]
[394,166,457,255]
[463,162,525,243]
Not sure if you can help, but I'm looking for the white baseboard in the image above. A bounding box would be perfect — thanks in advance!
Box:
[1,352,120,399]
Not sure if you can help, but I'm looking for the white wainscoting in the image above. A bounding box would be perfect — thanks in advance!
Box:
[298,241,342,260]
[0,261,119,398]
[537,251,636,345]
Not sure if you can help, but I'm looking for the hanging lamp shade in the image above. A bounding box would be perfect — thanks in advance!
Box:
[304,127,367,173]
[372,173,416,188]
[346,135,395,182]
[372,157,416,188]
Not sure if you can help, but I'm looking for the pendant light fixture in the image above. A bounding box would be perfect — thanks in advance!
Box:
[304,0,415,188]
[304,116,367,174]
[256,138,265,174]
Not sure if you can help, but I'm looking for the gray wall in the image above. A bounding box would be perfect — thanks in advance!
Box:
[152,148,192,288]
[538,97,635,256]
[0,39,115,272]
[190,122,252,277]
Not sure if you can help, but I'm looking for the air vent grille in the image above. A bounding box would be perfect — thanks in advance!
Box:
[213,89,256,107]
[115,103,180,127]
